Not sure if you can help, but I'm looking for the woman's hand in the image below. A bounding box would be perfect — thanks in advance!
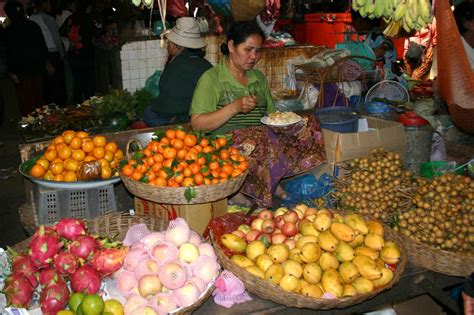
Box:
[235,95,257,113]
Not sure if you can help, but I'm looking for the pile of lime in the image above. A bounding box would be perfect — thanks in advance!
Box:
[57,292,124,315]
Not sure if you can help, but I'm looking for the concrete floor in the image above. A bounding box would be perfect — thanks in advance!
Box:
[0,77,28,248]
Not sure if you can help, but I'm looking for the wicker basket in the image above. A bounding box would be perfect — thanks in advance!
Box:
[399,233,474,277]
[12,212,213,314]
[121,171,247,204]
[210,218,407,310]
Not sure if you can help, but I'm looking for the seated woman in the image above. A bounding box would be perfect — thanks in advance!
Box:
[144,17,212,127]
[190,21,326,207]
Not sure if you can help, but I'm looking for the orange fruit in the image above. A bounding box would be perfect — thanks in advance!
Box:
[146,171,156,181]
[167,179,180,187]
[197,157,206,165]
[177,149,187,160]
[44,171,55,181]
[158,169,168,179]
[58,146,72,160]
[230,154,240,162]
[52,157,63,164]
[50,162,64,175]
[184,151,197,161]
[163,147,177,160]
[153,154,164,163]
[131,171,143,181]
[230,147,239,155]
[93,136,107,147]
[219,171,229,179]
[115,149,124,160]
[82,141,95,153]
[143,148,153,157]
[104,142,118,153]
[110,159,118,169]
[182,177,194,187]
[202,146,214,153]
[53,136,65,145]
[200,166,211,177]
[219,150,230,160]
[84,156,96,162]
[55,143,67,151]
[145,156,155,166]
[231,168,243,177]
[183,134,197,147]
[209,161,220,171]
[72,149,86,162]
[199,138,209,148]
[194,173,204,185]
[160,137,170,145]
[151,163,162,173]
[237,161,249,171]
[121,165,134,176]
[76,131,89,138]
[30,164,46,178]
[36,159,50,170]
[166,129,176,140]
[221,164,234,175]
[204,178,212,185]
[175,129,186,140]
[97,158,109,169]
[101,166,112,179]
[63,130,76,144]
[174,173,184,184]
[64,171,77,182]
[212,178,220,184]
[155,178,167,187]
[64,159,79,172]
[93,147,105,159]
[190,163,200,175]
[171,139,184,150]
[69,137,83,150]
[104,150,115,162]
[53,174,64,181]
[216,137,227,148]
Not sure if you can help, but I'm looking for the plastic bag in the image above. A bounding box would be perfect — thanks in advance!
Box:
[430,128,447,161]
[283,174,333,206]
[274,99,303,112]
[145,70,161,98]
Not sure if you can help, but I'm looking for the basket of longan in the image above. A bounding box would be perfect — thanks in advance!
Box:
[392,174,474,277]
[120,127,249,204]
[19,130,123,189]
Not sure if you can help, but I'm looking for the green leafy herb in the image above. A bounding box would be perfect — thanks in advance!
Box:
[184,187,196,203]
[139,175,149,183]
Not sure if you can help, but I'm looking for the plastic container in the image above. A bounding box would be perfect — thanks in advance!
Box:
[398,112,433,174]
[364,101,398,121]
[315,107,360,133]
[33,185,117,225]
[305,13,354,48]
[420,161,465,179]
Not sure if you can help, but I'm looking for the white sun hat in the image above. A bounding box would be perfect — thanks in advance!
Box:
[165,17,207,49]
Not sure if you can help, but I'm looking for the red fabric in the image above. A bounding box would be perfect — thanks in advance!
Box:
[436,0,474,133]
[16,74,44,116]
[166,0,187,17]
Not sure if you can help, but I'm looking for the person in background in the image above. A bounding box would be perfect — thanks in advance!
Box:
[403,17,437,81]
[143,17,212,127]
[454,2,474,70]
[190,20,326,206]
[60,0,95,104]
[30,0,66,106]
[4,0,50,116]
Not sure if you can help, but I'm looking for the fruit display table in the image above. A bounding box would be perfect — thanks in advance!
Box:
[195,262,464,314]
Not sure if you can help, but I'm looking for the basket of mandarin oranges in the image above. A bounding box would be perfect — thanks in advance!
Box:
[120,127,249,204]
[19,130,123,189]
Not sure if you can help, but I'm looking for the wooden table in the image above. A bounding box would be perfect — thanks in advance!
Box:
[195,262,465,315]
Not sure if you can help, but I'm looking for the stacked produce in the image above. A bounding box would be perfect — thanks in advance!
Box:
[120,127,248,187]
[3,218,127,314]
[29,130,123,182]
[115,218,220,314]
[393,174,474,254]
[351,0,433,36]
[334,148,414,222]
[219,205,402,298]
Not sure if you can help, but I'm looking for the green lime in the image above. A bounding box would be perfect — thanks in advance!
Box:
[103,299,124,315]
[80,294,105,315]
[76,307,84,315]
[68,292,86,312]
[57,311,74,315]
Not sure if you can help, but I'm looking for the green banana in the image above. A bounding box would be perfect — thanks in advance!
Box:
[373,0,384,18]
[418,0,432,24]
[394,2,407,22]
[365,0,376,15]
[359,6,367,17]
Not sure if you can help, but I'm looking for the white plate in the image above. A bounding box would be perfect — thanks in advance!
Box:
[261,115,302,127]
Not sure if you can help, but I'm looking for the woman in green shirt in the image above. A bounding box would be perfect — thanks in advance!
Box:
[190,21,326,207]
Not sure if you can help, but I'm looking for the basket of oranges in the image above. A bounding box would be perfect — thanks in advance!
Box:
[19,130,123,189]
[120,127,249,204]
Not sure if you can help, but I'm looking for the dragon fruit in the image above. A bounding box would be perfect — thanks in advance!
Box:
[70,265,102,294]
[31,225,57,239]
[3,274,34,308]
[54,251,78,275]
[90,247,128,276]
[55,218,86,241]
[10,254,38,287]
[40,279,70,315]
[39,268,63,287]
[69,235,99,261]
[29,225,63,268]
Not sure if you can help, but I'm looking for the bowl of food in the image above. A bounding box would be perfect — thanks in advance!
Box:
[261,111,302,127]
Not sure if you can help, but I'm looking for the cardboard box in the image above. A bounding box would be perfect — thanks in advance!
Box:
[322,117,406,167]
[134,197,228,236]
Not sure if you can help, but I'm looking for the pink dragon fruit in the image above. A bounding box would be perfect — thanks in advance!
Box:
[55,218,87,241]
[31,225,57,239]
[39,268,63,287]
[3,274,34,308]
[70,265,102,294]
[40,279,70,315]
[69,235,99,261]
[54,251,78,275]
[29,225,63,268]
[10,254,39,288]
[89,247,128,277]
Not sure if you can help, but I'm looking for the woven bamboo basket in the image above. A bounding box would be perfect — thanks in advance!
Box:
[12,212,214,314]
[209,214,407,310]
[399,233,474,277]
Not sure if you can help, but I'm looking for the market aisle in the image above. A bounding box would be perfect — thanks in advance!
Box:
[0,81,27,248]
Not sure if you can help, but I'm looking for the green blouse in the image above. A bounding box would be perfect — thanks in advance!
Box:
[190,59,275,134]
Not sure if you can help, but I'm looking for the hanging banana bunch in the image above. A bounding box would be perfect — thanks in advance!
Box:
[352,0,433,37]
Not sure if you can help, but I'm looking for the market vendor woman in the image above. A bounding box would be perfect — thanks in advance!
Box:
[190,21,326,206]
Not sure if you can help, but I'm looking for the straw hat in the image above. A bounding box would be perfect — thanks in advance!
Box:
[165,17,206,49]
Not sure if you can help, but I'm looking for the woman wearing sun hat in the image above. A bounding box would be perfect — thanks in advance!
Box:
[144,17,212,127]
